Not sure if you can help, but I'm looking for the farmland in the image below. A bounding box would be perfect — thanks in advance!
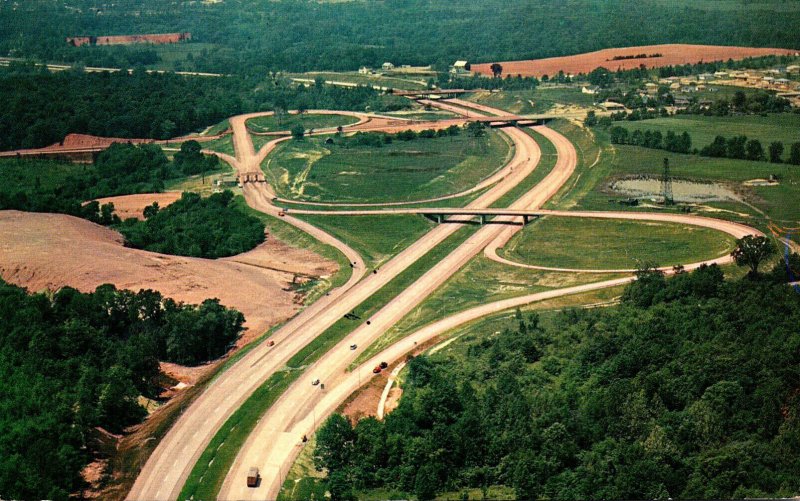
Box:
[472,44,797,78]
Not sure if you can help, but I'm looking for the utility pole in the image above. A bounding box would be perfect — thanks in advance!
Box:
[661,157,674,206]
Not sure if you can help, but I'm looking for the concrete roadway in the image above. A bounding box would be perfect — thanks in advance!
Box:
[128,105,541,500]
[218,109,572,499]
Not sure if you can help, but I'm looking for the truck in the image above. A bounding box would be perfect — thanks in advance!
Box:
[247,467,259,488]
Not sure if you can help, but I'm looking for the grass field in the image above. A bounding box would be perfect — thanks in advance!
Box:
[198,134,235,156]
[623,113,800,154]
[356,254,629,365]
[247,113,361,133]
[465,87,596,114]
[502,216,737,269]
[296,214,435,269]
[263,131,512,204]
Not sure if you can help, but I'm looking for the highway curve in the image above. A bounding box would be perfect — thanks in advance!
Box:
[218,105,572,500]
[127,106,541,500]
[219,99,762,501]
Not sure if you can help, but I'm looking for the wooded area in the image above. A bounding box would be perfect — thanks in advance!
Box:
[316,266,800,500]
[0,280,244,499]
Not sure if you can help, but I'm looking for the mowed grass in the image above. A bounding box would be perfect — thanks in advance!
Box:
[247,113,360,133]
[624,114,800,154]
[465,87,596,114]
[263,131,512,203]
[198,134,235,156]
[502,216,737,269]
[356,253,629,366]
[296,214,435,269]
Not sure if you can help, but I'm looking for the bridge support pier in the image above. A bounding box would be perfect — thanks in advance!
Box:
[479,214,486,225]
[436,214,443,224]
[523,215,529,225]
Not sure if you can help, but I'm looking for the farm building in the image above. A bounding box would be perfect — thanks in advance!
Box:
[451,60,470,74]
[581,85,600,94]
[382,62,395,71]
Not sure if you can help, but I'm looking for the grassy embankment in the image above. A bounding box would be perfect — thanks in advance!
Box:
[247,113,361,134]
[262,130,512,204]
[464,87,597,114]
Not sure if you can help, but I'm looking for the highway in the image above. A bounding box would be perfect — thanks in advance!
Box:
[128,104,543,499]
[129,99,762,500]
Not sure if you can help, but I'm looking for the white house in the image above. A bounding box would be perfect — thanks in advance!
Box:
[382,62,395,71]
[581,85,600,95]
[451,60,470,74]
[358,66,370,75]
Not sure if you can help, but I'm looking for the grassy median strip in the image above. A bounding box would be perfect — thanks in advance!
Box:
[179,224,476,498]
[490,127,558,208]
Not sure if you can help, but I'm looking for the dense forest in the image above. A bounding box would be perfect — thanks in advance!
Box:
[1,1,799,74]
[0,64,407,151]
[0,280,244,499]
[315,265,800,500]
[118,190,266,258]
[0,142,217,223]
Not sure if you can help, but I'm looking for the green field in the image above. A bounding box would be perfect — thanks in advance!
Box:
[296,214,435,269]
[247,113,361,133]
[197,134,235,156]
[624,113,800,154]
[465,87,596,114]
[263,131,512,203]
[502,216,737,269]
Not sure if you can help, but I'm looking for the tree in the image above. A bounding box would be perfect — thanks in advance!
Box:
[414,463,438,501]
[731,235,776,276]
[584,110,597,126]
[490,63,503,78]
[768,141,784,163]
[314,414,355,472]
[789,142,800,165]
[732,90,747,110]
[745,139,765,161]
[291,123,305,140]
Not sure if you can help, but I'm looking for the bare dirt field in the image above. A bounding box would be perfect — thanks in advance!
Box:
[0,210,337,343]
[94,192,183,220]
[473,44,797,77]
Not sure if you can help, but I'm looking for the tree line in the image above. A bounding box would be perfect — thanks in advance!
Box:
[609,125,800,164]
[0,64,408,151]
[0,280,244,499]
[4,0,800,75]
[315,261,800,500]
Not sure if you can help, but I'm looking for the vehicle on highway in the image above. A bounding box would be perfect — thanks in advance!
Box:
[278,210,286,217]
[247,467,259,487]
[311,379,320,385]
[373,365,382,374]
[350,344,357,350]
[268,340,275,347]
[379,361,388,369]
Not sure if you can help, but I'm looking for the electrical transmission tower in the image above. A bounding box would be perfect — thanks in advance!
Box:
[661,157,674,205]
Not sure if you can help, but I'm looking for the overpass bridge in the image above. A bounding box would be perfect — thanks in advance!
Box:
[281,207,550,225]
[393,89,467,98]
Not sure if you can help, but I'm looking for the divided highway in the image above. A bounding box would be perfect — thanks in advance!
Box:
[129,99,762,501]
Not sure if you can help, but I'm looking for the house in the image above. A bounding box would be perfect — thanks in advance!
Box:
[450,60,470,75]
[358,66,370,75]
[644,82,659,94]
[669,82,681,90]
[714,71,729,78]
[382,62,395,71]
[786,65,800,74]
[698,73,715,81]
[674,97,691,108]
[581,85,600,95]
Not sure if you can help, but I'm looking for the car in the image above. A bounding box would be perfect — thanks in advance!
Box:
[373,366,382,374]
[268,340,275,347]
[311,379,320,385]
[350,344,357,350]
[379,361,388,369]
[278,210,286,217]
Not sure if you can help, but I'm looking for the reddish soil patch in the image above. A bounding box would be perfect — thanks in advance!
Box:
[0,210,337,340]
[94,192,182,220]
[473,44,797,77]
[341,375,385,423]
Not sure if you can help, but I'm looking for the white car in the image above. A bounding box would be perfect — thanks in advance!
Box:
[350,344,358,350]
[311,379,320,386]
